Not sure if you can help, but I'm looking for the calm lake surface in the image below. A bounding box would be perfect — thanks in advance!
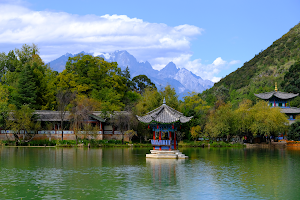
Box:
[1,146,300,200]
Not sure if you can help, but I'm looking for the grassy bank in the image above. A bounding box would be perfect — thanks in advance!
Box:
[178,141,245,148]
[0,139,244,148]
[0,139,152,148]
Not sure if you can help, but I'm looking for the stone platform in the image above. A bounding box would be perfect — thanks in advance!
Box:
[146,150,188,159]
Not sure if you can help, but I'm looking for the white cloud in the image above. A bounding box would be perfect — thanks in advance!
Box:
[0,3,239,82]
[0,4,202,61]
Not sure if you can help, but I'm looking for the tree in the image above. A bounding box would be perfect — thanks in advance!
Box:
[69,97,100,143]
[64,54,127,111]
[249,101,288,138]
[14,64,37,108]
[135,87,161,116]
[15,43,39,64]
[180,92,210,140]
[204,103,236,141]
[159,85,179,110]
[6,104,40,143]
[287,121,300,141]
[190,125,201,141]
[132,75,156,94]
[111,111,138,144]
[234,99,253,140]
[282,61,300,94]
[0,83,9,128]
[57,90,76,140]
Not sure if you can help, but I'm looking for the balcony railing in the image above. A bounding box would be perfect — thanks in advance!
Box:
[151,139,171,146]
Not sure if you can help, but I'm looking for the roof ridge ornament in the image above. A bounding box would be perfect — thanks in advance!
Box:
[275,82,278,92]
[163,97,166,105]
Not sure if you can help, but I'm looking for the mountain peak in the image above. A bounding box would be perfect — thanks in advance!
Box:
[160,62,179,74]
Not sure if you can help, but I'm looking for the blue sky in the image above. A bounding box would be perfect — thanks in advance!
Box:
[0,0,299,82]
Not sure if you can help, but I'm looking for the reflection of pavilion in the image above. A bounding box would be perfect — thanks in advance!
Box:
[146,159,186,186]
[137,99,192,159]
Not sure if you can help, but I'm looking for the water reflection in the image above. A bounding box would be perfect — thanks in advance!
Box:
[1,147,300,199]
[146,158,185,186]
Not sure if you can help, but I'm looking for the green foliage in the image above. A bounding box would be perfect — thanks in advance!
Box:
[132,74,156,93]
[159,85,179,110]
[287,121,300,141]
[14,64,37,108]
[282,61,300,93]
[190,125,201,141]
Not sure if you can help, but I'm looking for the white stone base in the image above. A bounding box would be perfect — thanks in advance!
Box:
[146,150,188,159]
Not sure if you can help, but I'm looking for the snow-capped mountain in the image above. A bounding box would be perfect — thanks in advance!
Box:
[48,50,214,98]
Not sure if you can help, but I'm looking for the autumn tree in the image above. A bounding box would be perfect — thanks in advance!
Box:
[57,89,76,140]
[69,97,100,143]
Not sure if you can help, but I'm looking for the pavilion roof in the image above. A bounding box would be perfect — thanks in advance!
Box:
[280,107,300,114]
[254,91,299,100]
[136,103,193,124]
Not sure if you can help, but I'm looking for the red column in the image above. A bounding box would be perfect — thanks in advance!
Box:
[174,131,177,150]
[169,131,171,151]
[159,131,161,150]
[153,130,155,150]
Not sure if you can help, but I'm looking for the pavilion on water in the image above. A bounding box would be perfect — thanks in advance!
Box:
[136,99,192,159]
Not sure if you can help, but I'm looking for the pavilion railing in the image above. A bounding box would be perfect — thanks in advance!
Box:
[151,140,171,146]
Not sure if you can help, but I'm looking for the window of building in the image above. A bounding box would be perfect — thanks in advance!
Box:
[279,103,282,107]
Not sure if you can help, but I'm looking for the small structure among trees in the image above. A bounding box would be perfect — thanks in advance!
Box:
[254,84,300,125]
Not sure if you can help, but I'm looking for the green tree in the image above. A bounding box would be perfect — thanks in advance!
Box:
[234,99,253,139]
[135,87,161,116]
[249,101,288,138]
[14,64,37,108]
[132,75,156,94]
[205,103,236,141]
[282,61,300,93]
[287,121,300,141]
[159,85,179,110]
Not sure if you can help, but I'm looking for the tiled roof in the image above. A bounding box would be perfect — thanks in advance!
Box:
[34,110,105,122]
[136,104,193,124]
[280,107,300,114]
[254,91,298,100]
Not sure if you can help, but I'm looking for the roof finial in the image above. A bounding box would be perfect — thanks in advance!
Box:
[163,97,166,105]
[275,82,278,92]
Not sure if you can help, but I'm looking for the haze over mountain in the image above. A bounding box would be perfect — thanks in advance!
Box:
[48,50,214,98]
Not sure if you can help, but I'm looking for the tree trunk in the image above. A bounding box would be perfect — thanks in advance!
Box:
[61,119,64,141]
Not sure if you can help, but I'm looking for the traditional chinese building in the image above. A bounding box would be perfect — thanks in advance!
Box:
[136,99,192,159]
[254,84,300,125]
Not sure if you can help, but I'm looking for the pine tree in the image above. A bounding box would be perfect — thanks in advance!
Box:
[16,64,37,108]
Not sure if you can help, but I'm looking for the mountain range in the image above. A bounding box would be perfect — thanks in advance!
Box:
[48,50,214,98]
